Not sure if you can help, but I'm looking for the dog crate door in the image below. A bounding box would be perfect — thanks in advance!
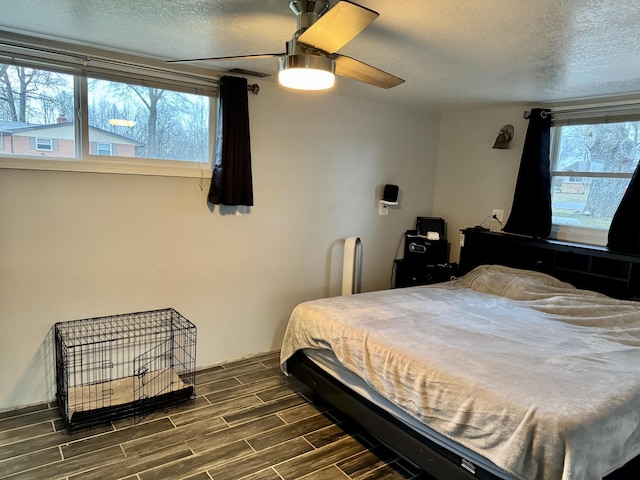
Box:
[133,337,175,419]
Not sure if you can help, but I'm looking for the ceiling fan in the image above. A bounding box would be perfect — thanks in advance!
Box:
[167,0,404,91]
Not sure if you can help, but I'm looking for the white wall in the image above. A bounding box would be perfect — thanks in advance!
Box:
[0,82,440,410]
[433,105,530,262]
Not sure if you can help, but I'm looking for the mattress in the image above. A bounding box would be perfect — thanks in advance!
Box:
[281,265,640,480]
[303,347,514,479]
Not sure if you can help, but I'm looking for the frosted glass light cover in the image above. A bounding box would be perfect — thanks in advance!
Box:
[279,68,335,90]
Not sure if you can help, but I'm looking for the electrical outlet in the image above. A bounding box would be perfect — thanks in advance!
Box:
[492,209,504,222]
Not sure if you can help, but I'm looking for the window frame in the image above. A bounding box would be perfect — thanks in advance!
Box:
[0,32,219,178]
[548,106,640,246]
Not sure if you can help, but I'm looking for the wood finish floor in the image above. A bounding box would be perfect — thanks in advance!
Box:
[0,351,431,480]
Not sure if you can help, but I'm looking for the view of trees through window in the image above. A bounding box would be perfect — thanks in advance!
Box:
[88,79,209,162]
[551,121,640,230]
[0,63,210,164]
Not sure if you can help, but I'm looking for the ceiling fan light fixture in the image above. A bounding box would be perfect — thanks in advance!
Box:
[278,54,335,91]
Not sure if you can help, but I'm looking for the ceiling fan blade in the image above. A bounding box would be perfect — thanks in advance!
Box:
[167,53,284,64]
[297,1,378,54]
[334,55,405,89]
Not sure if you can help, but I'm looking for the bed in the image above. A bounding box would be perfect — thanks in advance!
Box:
[280,262,640,480]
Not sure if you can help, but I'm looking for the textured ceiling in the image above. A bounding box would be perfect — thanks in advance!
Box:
[1,0,640,112]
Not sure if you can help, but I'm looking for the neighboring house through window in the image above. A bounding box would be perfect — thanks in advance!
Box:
[1,121,143,158]
[0,35,216,177]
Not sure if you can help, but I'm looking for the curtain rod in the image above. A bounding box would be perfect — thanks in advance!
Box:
[523,99,640,120]
[0,39,261,95]
[523,110,548,119]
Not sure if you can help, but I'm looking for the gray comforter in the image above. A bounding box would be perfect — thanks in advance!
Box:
[280,265,640,480]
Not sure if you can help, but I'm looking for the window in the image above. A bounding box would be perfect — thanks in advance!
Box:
[35,137,54,151]
[96,143,113,156]
[0,67,75,158]
[87,78,209,163]
[550,111,640,244]
[0,36,217,177]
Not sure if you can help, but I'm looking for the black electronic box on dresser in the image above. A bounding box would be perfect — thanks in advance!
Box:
[394,217,456,287]
[459,228,640,300]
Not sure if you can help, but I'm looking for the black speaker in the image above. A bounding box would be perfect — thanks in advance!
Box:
[383,184,399,203]
[416,217,446,238]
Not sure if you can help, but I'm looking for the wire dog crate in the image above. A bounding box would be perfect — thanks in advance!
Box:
[54,308,196,433]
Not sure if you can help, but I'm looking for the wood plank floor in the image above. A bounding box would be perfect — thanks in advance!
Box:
[0,351,431,480]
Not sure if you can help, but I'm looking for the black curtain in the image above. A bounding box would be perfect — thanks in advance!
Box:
[208,75,254,206]
[503,108,552,238]
[607,161,640,254]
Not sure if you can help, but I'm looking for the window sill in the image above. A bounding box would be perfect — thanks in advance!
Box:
[0,156,212,178]
[550,224,608,247]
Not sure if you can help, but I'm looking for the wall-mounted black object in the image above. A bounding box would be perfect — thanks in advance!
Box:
[416,217,446,238]
[383,184,399,203]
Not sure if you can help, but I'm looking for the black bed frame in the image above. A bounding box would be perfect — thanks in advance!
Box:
[458,229,640,300]
[287,229,640,479]
[288,351,494,479]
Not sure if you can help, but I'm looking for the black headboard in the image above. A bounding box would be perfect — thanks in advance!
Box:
[459,228,640,300]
